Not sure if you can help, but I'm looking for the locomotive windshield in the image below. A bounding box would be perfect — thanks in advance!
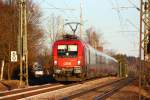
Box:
[58,45,78,57]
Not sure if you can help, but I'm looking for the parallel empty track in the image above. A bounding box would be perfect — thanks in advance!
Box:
[60,78,135,100]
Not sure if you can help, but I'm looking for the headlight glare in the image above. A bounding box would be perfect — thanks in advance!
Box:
[77,60,81,65]
[54,60,57,65]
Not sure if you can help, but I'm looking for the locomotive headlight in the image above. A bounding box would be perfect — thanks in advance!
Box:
[54,60,57,65]
[77,60,81,65]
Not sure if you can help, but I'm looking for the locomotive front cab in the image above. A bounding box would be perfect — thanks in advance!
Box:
[53,40,85,81]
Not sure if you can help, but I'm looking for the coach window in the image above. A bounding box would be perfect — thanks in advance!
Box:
[97,54,100,64]
[105,58,108,64]
[86,49,90,64]
[88,49,90,64]
[101,56,105,64]
[96,53,98,63]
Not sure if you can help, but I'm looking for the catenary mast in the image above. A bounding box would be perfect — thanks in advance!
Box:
[18,0,28,87]
[139,0,150,99]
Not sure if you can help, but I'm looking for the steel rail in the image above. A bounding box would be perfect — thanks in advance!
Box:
[59,78,128,100]
[93,78,135,100]
[0,77,125,100]
[0,83,59,96]
[0,83,78,100]
[0,78,97,100]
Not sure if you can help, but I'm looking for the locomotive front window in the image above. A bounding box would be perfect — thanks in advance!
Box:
[68,45,77,51]
[58,45,67,57]
[68,45,78,57]
[58,45,67,50]
[57,45,78,57]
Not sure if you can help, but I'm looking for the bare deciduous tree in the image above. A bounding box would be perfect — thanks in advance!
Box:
[86,27,104,51]
[46,14,64,44]
[0,0,44,79]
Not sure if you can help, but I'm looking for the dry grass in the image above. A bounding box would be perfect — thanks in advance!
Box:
[0,80,25,91]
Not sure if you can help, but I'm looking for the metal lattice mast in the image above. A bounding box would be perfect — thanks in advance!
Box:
[139,0,143,99]
[142,0,150,61]
[139,0,150,99]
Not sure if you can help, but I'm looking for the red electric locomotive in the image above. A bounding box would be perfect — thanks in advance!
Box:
[52,34,119,81]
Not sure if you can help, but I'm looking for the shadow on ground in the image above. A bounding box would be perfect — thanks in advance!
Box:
[29,75,56,85]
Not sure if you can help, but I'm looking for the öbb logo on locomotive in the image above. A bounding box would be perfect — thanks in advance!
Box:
[63,62,71,66]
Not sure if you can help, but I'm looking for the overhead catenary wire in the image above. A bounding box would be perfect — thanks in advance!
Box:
[108,0,140,55]
[128,0,140,11]
[114,0,124,27]
[126,18,140,31]
[39,0,78,27]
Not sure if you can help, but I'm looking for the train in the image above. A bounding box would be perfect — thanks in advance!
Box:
[52,34,120,81]
[32,62,44,77]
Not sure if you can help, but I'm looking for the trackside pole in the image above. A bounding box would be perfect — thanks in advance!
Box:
[0,60,5,80]
[18,0,28,87]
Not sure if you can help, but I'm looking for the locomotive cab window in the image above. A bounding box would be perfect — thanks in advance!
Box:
[57,45,78,57]
[58,45,67,57]
[68,45,78,57]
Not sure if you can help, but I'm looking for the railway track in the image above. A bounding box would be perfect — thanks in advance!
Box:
[60,77,135,100]
[0,83,76,100]
[0,77,131,100]
[0,78,99,100]
[0,83,58,96]
[93,78,134,100]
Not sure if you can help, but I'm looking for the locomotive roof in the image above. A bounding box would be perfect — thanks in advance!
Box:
[54,39,81,43]
[56,34,80,40]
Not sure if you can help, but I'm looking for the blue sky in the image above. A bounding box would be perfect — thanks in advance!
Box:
[34,0,139,57]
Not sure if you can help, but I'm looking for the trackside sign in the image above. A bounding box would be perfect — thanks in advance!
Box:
[11,51,17,62]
